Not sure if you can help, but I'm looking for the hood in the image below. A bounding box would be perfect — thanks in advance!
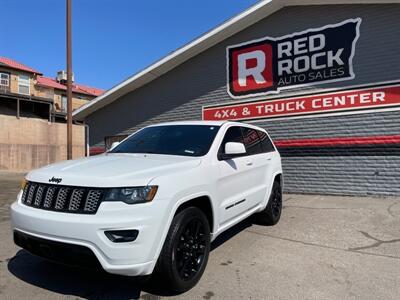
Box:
[27,153,202,187]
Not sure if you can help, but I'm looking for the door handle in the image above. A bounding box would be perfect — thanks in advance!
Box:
[246,160,253,166]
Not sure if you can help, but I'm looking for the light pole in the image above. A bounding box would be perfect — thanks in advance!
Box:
[66,0,73,159]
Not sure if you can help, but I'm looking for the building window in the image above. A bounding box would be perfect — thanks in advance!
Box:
[18,75,30,95]
[61,95,67,112]
[0,73,10,86]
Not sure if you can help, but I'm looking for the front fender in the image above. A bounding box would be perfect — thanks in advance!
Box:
[148,188,216,273]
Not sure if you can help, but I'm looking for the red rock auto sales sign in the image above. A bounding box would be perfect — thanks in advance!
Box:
[203,83,400,121]
[227,19,361,99]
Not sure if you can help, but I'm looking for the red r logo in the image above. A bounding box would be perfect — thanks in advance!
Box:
[230,43,274,95]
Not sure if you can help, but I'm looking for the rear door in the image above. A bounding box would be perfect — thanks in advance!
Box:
[240,127,270,209]
[256,129,277,203]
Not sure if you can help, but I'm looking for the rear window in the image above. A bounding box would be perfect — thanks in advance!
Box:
[257,130,275,153]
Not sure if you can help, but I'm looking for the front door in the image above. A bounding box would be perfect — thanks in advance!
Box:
[216,126,266,226]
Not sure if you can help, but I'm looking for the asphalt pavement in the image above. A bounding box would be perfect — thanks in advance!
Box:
[1,172,400,299]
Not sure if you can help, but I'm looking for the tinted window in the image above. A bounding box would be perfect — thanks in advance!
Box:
[219,126,243,154]
[241,127,262,155]
[110,125,220,157]
[257,130,275,153]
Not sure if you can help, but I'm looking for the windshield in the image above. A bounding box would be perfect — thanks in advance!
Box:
[110,125,220,157]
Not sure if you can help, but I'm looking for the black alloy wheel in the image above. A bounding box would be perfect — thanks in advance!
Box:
[255,179,282,226]
[153,207,210,293]
[270,182,282,219]
[174,217,207,281]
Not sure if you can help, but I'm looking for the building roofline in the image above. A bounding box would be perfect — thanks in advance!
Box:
[36,76,104,97]
[0,57,42,75]
[73,0,400,120]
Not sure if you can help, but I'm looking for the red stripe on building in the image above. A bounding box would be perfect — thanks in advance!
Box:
[89,135,399,155]
[89,147,105,155]
[274,135,400,147]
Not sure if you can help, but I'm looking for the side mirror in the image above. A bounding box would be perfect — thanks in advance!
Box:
[225,142,246,155]
[220,142,246,160]
[110,141,120,150]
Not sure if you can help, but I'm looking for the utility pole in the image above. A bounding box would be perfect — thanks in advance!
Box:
[66,0,73,159]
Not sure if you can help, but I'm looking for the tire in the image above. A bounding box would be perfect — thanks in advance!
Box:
[256,179,282,226]
[153,207,211,293]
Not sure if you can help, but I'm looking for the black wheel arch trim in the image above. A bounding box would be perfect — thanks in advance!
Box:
[174,195,215,234]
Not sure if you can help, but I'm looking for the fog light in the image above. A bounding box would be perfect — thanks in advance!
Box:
[105,230,139,243]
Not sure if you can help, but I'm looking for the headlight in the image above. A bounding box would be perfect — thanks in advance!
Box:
[104,186,158,204]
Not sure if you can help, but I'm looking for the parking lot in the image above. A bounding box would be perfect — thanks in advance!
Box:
[1,172,400,299]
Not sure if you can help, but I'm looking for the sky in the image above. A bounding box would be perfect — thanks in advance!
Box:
[3,0,258,90]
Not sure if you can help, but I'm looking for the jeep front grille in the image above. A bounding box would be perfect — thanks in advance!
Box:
[21,182,104,214]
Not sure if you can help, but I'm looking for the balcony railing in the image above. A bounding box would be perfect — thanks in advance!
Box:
[0,85,55,102]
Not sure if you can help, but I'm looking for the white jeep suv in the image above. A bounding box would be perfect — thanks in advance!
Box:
[11,121,283,292]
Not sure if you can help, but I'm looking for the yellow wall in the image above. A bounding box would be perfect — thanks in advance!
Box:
[34,85,54,99]
[53,90,91,112]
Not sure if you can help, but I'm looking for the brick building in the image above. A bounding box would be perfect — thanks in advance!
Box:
[73,0,400,196]
[0,57,104,171]
[0,57,103,121]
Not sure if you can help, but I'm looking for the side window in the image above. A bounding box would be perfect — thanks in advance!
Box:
[0,73,10,86]
[219,126,243,155]
[18,75,30,95]
[257,130,275,153]
[61,95,67,113]
[241,127,262,155]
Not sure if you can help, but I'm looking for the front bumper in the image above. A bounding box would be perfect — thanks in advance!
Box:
[11,193,170,276]
[14,230,102,269]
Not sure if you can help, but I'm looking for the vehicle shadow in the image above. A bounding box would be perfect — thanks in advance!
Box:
[7,217,255,299]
